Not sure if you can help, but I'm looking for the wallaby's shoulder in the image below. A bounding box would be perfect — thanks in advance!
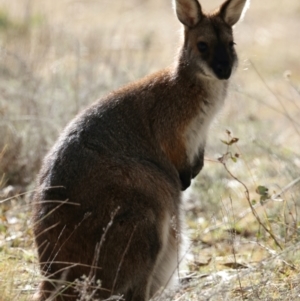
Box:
[74,65,205,144]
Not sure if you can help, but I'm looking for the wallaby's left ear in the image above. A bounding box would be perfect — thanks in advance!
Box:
[220,0,249,26]
[174,0,203,28]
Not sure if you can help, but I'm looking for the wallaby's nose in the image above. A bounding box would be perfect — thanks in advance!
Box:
[214,63,232,80]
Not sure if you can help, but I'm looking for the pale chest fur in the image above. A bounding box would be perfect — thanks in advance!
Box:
[184,80,228,164]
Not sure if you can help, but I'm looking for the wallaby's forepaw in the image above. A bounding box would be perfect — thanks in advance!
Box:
[179,170,192,190]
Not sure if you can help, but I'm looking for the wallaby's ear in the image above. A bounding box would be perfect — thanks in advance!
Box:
[219,0,249,26]
[174,0,203,28]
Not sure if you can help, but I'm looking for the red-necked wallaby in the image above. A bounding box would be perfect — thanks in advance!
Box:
[33,0,249,300]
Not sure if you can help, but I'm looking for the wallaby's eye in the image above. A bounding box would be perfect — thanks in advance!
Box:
[197,42,208,53]
[229,41,236,48]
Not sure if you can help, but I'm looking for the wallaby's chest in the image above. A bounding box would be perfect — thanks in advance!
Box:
[183,81,227,164]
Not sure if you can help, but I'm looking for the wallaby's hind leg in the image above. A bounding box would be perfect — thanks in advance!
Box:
[34,215,161,301]
[98,208,176,301]
[33,187,179,301]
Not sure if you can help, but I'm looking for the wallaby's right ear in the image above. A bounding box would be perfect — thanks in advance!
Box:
[174,0,203,28]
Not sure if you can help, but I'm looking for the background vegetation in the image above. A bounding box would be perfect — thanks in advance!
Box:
[0,0,300,300]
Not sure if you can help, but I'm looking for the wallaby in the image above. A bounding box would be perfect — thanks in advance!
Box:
[32,0,248,300]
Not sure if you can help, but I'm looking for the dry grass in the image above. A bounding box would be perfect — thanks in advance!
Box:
[1,0,300,300]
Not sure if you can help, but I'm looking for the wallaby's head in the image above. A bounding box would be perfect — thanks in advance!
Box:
[175,0,249,80]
